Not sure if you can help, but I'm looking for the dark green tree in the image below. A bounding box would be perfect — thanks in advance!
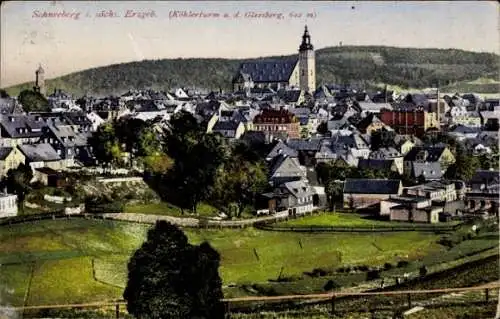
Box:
[124,221,224,319]
[18,90,50,112]
[164,111,229,213]
[3,164,33,212]
[88,122,123,167]
[211,153,268,217]
[445,143,480,181]
[316,121,328,135]
[325,179,343,211]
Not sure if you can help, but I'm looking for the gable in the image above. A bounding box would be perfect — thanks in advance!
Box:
[272,157,303,176]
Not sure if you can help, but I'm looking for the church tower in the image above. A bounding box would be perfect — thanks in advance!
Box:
[34,64,46,96]
[298,26,316,93]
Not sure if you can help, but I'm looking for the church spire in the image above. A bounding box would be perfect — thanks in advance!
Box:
[299,25,313,51]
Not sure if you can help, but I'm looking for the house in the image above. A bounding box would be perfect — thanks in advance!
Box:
[403,146,455,175]
[262,179,315,215]
[404,181,457,202]
[268,154,307,187]
[480,111,500,130]
[330,133,371,159]
[0,147,26,177]
[469,170,499,192]
[358,158,400,174]
[484,98,500,111]
[410,162,444,181]
[288,107,311,133]
[394,135,423,156]
[86,112,105,132]
[0,193,17,218]
[390,205,441,223]
[240,131,267,147]
[448,107,481,128]
[278,89,305,106]
[32,167,67,187]
[447,125,480,141]
[0,114,46,146]
[461,93,484,110]
[380,196,432,216]
[18,143,64,172]
[355,113,390,135]
[211,121,245,139]
[47,89,77,110]
[343,178,403,208]
[41,124,90,167]
[286,138,323,166]
[356,102,392,115]
[63,112,95,133]
[266,140,298,162]
[252,109,301,139]
[369,147,403,174]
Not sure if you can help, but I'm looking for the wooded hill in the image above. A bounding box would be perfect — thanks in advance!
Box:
[4,46,499,97]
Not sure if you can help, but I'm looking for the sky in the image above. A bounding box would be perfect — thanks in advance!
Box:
[1,1,498,87]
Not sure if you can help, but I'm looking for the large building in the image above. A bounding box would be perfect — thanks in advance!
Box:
[252,109,300,140]
[380,108,439,137]
[232,26,316,93]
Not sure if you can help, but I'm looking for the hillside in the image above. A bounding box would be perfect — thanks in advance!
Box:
[4,46,499,97]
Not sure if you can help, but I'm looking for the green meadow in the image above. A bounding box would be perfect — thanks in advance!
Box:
[0,219,496,307]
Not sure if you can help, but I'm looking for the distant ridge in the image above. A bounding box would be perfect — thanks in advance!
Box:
[4,45,499,97]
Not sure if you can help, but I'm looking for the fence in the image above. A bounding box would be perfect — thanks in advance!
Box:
[6,283,500,318]
[254,222,464,233]
[0,208,465,233]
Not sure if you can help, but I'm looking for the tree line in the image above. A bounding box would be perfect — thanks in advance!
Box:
[89,111,269,216]
[6,46,498,97]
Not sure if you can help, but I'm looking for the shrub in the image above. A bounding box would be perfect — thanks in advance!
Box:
[323,279,341,291]
[358,265,369,272]
[397,261,409,268]
[366,270,380,281]
[383,263,393,271]
[419,266,428,276]
[438,237,454,248]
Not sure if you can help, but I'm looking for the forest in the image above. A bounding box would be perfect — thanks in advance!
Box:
[4,45,499,97]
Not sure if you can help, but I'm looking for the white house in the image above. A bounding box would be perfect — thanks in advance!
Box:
[86,112,105,132]
[0,193,17,218]
[174,88,189,99]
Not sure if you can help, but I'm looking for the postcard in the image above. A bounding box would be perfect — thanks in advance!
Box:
[0,1,499,319]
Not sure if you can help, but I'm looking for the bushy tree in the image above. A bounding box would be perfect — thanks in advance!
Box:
[3,164,33,212]
[164,111,229,213]
[18,89,50,112]
[124,221,224,319]
[211,150,268,217]
[445,143,480,181]
[88,122,123,167]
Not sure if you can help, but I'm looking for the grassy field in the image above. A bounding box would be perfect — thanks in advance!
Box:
[280,212,460,228]
[123,202,219,217]
[0,219,496,307]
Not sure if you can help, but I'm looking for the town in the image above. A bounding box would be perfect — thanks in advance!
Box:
[0,25,498,319]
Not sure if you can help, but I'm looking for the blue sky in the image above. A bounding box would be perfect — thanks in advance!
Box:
[1,1,498,87]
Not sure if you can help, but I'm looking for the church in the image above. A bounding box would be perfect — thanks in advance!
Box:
[232,26,316,93]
